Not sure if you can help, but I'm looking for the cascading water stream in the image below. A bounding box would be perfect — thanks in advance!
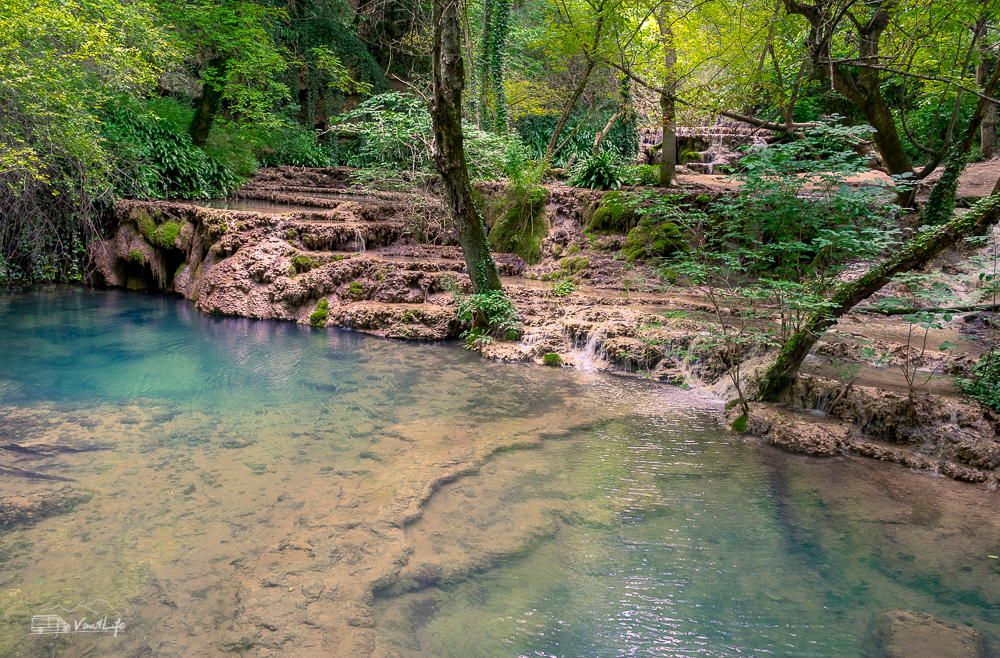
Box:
[354,228,366,252]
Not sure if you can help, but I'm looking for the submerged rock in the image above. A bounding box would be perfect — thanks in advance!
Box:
[867,609,989,658]
[0,486,93,531]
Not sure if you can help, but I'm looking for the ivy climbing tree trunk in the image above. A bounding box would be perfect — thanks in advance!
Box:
[189,56,227,148]
[432,0,503,293]
[479,0,494,129]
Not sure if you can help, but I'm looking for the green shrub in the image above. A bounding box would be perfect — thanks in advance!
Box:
[309,299,329,326]
[958,350,1000,412]
[622,165,660,186]
[712,119,898,282]
[101,99,246,199]
[347,281,365,298]
[334,92,527,181]
[255,122,336,168]
[542,353,563,366]
[552,279,576,297]
[456,289,522,347]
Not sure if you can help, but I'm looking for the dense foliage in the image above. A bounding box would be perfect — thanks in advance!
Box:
[4,0,1000,286]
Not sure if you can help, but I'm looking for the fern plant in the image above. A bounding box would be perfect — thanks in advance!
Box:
[569,152,625,190]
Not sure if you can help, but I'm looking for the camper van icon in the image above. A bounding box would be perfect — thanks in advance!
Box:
[30,615,71,634]
[28,600,125,637]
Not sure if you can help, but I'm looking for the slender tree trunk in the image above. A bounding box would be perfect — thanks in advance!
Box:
[592,112,620,156]
[979,41,999,159]
[189,57,227,148]
[656,6,677,187]
[545,59,596,159]
[431,0,502,293]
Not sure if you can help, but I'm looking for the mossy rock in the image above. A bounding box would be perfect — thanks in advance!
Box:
[542,353,563,366]
[585,192,638,235]
[622,218,688,261]
[556,256,589,277]
[481,186,550,265]
[134,208,182,249]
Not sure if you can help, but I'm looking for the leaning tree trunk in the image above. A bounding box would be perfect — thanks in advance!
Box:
[757,173,1000,402]
[545,59,596,160]
[189,57,227,149]
[431,0,502,293]
[592,112,620,156]
[756,56,1000,402]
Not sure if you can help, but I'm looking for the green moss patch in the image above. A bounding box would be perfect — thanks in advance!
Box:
[309,299,329,326]
[585,192,638,235]
[542,353,563,366]
[134,208,182,249]
[731,414,748,432]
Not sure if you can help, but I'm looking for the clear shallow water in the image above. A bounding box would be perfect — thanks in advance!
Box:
[1,288,999,657]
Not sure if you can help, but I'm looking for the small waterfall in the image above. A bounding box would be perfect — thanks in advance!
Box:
[571,320,613,371]
[812,391,830,416]
[354,228,366,253]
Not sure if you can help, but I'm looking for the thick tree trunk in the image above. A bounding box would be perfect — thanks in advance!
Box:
[189,57,227,149]
[757,174,1000,401]
[656,6,677,187]
[858,96,912,176]
[431,0,502,293]
[783,2,913,178]
[659,92,676,186]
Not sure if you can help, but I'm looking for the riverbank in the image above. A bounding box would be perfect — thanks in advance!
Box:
[82,166,1000,490]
